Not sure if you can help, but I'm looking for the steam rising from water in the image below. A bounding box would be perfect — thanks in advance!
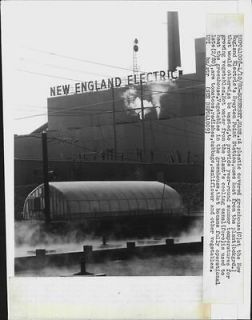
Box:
[15,221,101,256]
[15,218,203,276]
[122,81,175,119]
[176,218,203,243]
[15,217,203,256]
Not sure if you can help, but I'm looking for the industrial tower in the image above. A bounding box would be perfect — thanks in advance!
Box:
[133,38,139,76]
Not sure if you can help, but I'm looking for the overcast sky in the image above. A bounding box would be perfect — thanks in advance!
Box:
[2,1,238,134]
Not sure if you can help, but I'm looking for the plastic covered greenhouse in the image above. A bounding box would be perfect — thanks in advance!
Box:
[22,181,183,221]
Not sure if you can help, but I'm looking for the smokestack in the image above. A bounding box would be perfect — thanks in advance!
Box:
[167,12,181,71]
[195,37,206,80]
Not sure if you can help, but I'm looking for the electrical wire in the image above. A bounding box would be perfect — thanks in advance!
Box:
[17,69,85,82]
[19,57,114,79]
[14,82,205,120]
[20,46,206,85]
[15,113,47,120]
[22,133,96,153]
[21,46,136,72]
[17,114,203,143]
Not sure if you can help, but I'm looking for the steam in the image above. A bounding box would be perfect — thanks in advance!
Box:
[15,221,203,277]
[15,221,99,257]
[15,216,203,256]
[15,217,203,277]
[176,217,203,243]
[122,87,154,119]
[15,221,142,257]
[149,80,175,118]
[122,80,175,120]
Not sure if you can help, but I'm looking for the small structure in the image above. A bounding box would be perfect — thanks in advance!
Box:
[22,181,183,221]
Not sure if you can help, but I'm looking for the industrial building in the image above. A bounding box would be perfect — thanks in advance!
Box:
[14,12,205,187]
[14,11,205,278]
[45,71,204,163]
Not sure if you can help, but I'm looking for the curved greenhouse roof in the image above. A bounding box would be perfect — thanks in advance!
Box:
[23,181,183,220]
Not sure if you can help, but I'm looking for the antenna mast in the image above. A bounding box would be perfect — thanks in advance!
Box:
[133,38,139,76]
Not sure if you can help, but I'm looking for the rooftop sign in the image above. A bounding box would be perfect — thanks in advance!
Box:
[49,69,183,97]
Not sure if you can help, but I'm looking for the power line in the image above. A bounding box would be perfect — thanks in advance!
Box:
[18,67,127,86]
[139,83,205,95]
[21,133,97,153]
[21,46,136,72]
[17,69,84,82]
[18,64,204,89]
[14,82,204,120]
[153,120,202,137]
[20,46,205,83]
[14,99,126,120]
[14,106,204,121]
[15,105,204,121]
[129,121,202,140]
[48,97,125,115]
[15,113,47,120]
[20,57,115,79]
[17,114,203,141]
[17,67,137,87]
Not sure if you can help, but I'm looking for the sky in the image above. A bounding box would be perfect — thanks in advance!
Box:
[2,1,238,135]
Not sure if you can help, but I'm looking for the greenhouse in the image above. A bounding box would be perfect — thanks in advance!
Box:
[22,181,183,221]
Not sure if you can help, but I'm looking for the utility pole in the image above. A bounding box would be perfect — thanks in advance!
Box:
[160,182,166,213]
[42,131,50,224]
[111,84,117,160]
[140,80,146,162]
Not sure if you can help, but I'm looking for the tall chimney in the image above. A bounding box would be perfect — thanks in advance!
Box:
[195,37,205,80]
[167,12,181,71]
